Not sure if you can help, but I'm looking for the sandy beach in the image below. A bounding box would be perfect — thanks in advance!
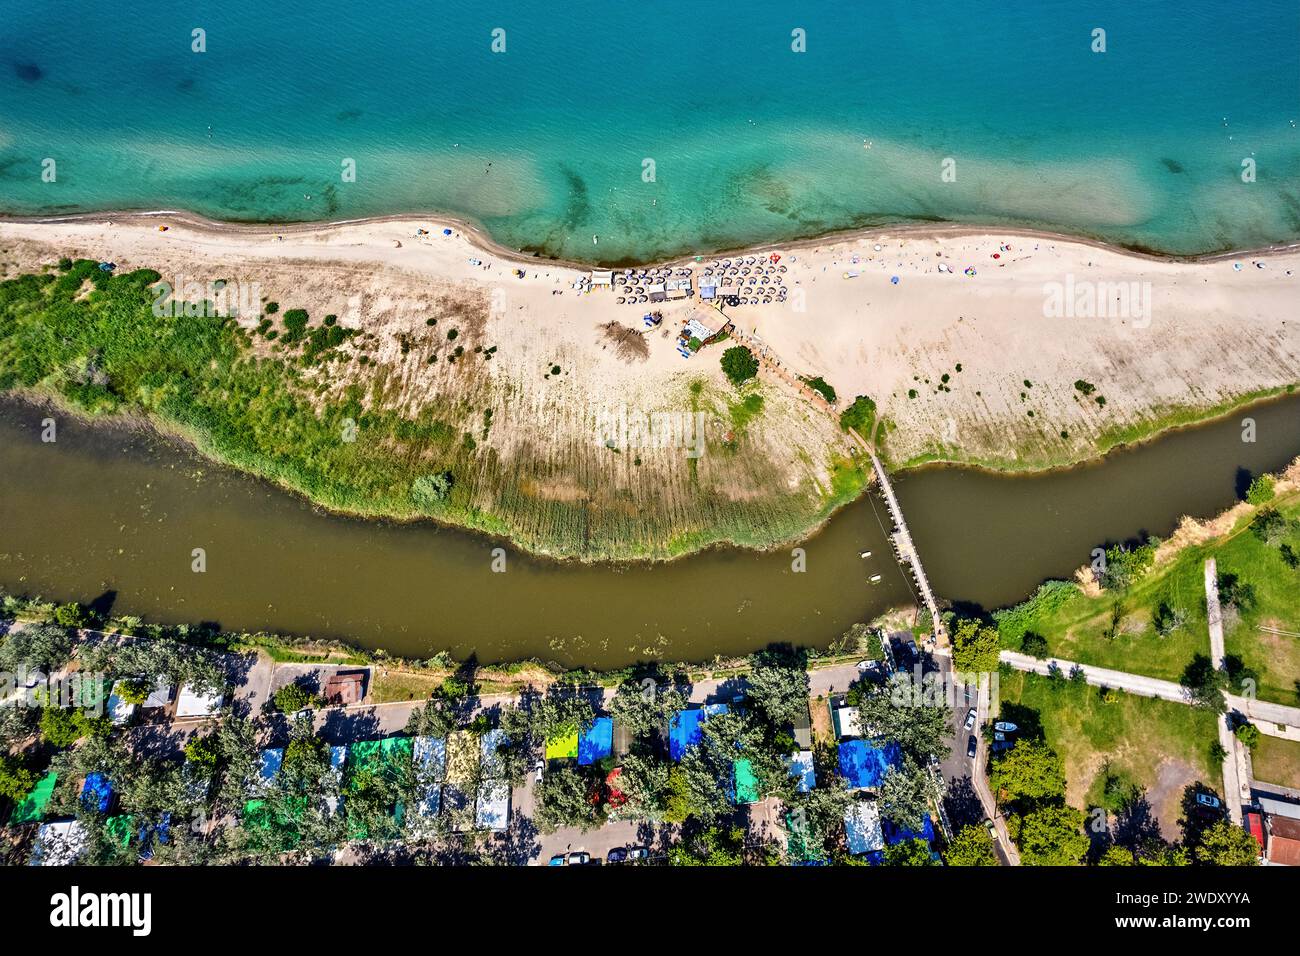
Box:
[1,212,1297,555]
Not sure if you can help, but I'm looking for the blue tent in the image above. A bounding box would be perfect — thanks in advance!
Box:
[786,750,816,793]
[883,813,936,846]
[81,773,114,813]
[837,740,901,790]
[578,717,614,766]
[668,704,728,761]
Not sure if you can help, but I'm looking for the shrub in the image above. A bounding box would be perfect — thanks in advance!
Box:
[720,346,759,387]
[281,309,310,342]
[184,734,221,767]
[39,707,108,747]
[802,376,837,404]
[1245,474,1276,506]
[273,682,319,713]
[411,471,454,505]
[52,602,88,628]
[1020,632,1049,658]
[838,395,877,435]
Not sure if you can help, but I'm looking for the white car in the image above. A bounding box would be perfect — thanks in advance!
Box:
[963,707,978,731]
[533,759,544,784]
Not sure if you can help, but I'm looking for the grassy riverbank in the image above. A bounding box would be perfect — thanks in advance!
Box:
[992,468,1300,705]
[0,258,863,561]
[888,385,1298,474]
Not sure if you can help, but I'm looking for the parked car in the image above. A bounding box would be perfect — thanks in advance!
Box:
[533,759,544,784]
[547,854,566,866]
[963,707,978,731]
[1195,793,1222,810]
[967,735,979,759]
[566,851,592,866]
[606,847,628,864]
[984,818,997,841]
[625,846,650,861]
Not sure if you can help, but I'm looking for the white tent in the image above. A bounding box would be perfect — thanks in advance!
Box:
[476,779,511,832]
[175,685,224,718]
[30,820,87,866]
[844,802,883,856]
[413,736,447,818]
[107,681,138,725]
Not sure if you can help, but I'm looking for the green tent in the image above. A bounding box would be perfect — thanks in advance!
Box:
[105,814,135,847]
[734,759,759,804]
[9,772,57,825]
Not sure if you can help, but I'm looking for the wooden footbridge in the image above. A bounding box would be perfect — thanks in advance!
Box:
[851,433,946,644]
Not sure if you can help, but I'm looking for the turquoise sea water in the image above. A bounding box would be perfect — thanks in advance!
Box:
[1,0,1298,262]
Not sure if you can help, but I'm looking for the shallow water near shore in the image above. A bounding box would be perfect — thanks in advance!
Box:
[2,0,1299,261]
[2,394,1298,668]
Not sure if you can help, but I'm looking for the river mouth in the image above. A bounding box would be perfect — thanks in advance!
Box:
[3,394,1299,668]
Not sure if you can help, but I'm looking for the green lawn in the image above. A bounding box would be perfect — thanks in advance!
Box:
[997,669,1220,816]
[1250,735,1300,790]
[995,491,1300,703]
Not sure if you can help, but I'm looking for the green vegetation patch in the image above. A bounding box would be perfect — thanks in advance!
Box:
[1250,734,1300,789]
[999,670,1220,813]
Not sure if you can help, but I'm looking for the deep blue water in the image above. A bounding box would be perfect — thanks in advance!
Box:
[1,0,1298,261]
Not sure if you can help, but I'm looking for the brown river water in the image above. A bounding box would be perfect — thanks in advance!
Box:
[1,394,1297,668]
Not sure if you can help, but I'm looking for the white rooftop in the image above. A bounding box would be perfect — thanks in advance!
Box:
[844,802,883,855]
[476,779,510,831]
[30,820,87,866]
[175,685,224,718]
[833,705,862,739]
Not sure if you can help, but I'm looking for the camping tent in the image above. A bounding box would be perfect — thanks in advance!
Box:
[837,740,901,790]
[669,704,729,761]
[578,717,613,766]
[844,802,884,856]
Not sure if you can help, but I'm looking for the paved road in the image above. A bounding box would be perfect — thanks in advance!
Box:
[1205,558,1226,669]
[1202,560,1245,822]
[999,650,1189,703]
[933,654,1017,865]
[999,650,1300,730]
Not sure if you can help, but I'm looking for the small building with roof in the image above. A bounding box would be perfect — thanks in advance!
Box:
[322,670,367,706]
[578,717,613,766]
[10,772,58,825]
[1267,815,1300,866]
[30,820,86,866]
[832,703,862,739]
[175,685,224,718]
[669,704,729,761]
[106,681,138,725]
[844,801,884,857]
[476,779,510,832]
[838,739,901,791]
[786,750,816,794]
